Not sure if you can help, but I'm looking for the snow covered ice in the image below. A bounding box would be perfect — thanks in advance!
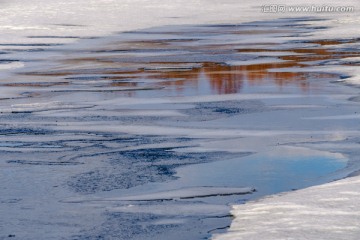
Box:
[213,176,360,240]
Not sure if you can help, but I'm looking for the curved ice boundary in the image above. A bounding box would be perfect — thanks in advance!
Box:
[65,186,255,202]
[115,187,255,201]
[213,176,360,240]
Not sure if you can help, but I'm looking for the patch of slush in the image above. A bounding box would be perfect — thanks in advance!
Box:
[0,61,23,70]
[5,101,94,113]
[213,175,360,240]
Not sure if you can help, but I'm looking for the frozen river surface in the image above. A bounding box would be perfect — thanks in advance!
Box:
[1,1,360,240]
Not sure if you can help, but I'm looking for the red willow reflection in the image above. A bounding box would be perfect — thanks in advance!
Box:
[147,61,327,94]
[19,32,360,96]
[145,41,359,94]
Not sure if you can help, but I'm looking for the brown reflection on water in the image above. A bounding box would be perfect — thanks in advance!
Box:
[309,39,358,46]
[238,48,360,62]
[146,61,339,94]
[17,26,360,96]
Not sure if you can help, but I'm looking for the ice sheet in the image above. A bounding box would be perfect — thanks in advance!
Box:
[0,0,358,44]
[213,176,360,240]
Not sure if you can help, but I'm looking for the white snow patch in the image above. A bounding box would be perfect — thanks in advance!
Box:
[0,0,358,45]
[213,176,360,240]
[0,62,24,70]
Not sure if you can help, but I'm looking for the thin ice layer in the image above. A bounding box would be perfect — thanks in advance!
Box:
[65,186,255,202]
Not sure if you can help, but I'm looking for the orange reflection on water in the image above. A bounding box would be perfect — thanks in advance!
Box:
[146,60,338,94]
[18,30,360,96]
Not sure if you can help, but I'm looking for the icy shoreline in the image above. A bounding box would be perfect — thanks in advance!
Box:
[213,175,360,240]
